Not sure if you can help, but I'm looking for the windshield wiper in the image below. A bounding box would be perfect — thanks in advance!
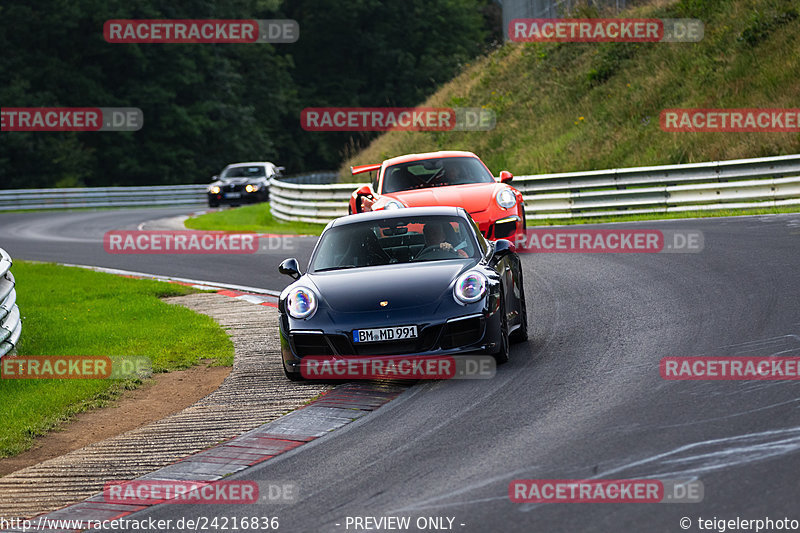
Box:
[314,265,358,272]
[424,167,445,185]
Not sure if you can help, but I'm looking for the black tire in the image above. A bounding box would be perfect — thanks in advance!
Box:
[208,201,219,208]
[494,296,510,365]
[510,269,529,343]
[283,363,306,382]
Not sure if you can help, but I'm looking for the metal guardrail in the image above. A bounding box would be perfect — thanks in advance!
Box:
[0,248,21,358]
[269,178,353,224]
[3,156,798,219]
[0,184,208,211]
[268,154,800,223]
[0,172,340,212]
[516,154,800,219]
[279,171,339,185]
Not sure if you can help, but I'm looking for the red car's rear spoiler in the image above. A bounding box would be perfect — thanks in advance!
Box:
[351,163,381,175]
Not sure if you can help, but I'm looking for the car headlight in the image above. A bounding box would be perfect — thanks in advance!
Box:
[287,287,318,319]
[454,271,487,304]
[209,186,221,194]
[245,184,259,193]
[384,200,405,210]
[496,188,516,209]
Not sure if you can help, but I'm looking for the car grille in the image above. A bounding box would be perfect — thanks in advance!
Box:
[291,326,442,357]
[292,321,483,358]
[441,316,484,349]
[353,339,422,356]
[222,183,245,193]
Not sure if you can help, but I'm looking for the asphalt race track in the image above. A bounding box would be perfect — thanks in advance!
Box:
[1,208,799,532]
[0,208,319,290]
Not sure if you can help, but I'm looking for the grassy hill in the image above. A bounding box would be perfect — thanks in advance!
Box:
[343,0,800,177]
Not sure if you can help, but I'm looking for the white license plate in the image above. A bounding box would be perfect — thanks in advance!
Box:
[353,325,418,343]
[224,192,241,199]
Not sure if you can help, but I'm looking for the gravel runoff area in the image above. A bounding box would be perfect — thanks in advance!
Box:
[0,293,332,519]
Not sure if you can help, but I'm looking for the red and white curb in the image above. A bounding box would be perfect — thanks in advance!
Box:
[59,264,280,308]
[215,289,278,308]
[2,384,406,532]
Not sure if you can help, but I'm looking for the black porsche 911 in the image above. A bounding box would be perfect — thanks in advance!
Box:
[207,162,282,207]
[277,206,528,381]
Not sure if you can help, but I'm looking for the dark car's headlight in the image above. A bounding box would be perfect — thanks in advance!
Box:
[209,186,221,194]
[245,184,260,193]
[496,188,516,209]
[287,287,318,319]
[454,271,487,304]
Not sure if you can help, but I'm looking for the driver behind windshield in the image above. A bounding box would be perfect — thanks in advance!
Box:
[441,160,466,185]
[422,222,468,258]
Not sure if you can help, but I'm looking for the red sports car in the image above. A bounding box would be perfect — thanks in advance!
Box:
[349,151,525,240]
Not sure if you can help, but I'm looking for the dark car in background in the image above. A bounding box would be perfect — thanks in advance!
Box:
[276,206,528,381]
[207,162,283,207]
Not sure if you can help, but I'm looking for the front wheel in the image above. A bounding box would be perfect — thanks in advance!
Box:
[493,298,510,365]
[510,269,528,343]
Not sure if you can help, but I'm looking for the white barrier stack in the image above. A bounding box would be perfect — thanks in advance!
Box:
[0,248,21,358]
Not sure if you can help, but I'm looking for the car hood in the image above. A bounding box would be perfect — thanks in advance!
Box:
[218,177,264,185]
[390,182,499,213]
[307,261,473,313]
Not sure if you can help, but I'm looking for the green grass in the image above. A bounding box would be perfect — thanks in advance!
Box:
[530,204,800,225]
[0,261,234,457]
[344,0,800,176]
[185,204,327,235]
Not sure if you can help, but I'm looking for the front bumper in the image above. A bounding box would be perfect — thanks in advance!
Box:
[280,308,504,375]
[207,190,268,205]
[473,214,524,241]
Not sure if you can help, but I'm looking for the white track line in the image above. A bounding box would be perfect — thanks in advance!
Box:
[59,263,282,296]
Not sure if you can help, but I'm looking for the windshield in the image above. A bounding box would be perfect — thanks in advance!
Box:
[222,166,266,179]
[381,157,495,193]
[310,216,479,272]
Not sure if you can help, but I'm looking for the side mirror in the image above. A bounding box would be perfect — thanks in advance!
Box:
[490,239,516,264]
[355,185,372,196]
[499,170,513,183]
[276,166,285,175]
[211,175,219,181]
[278,258,302,280]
